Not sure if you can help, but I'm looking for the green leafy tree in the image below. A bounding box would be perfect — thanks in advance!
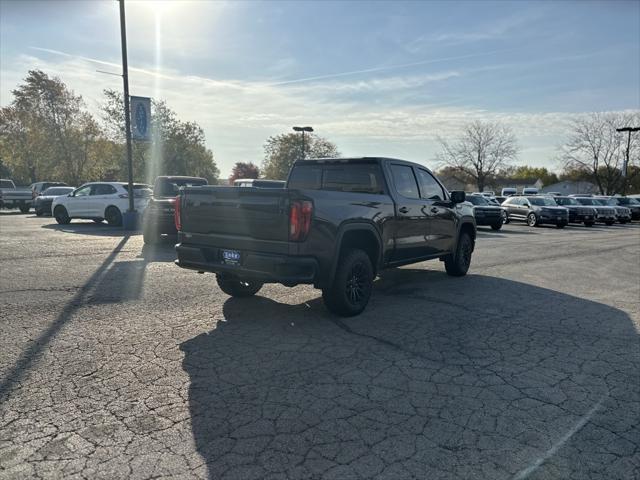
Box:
[229,162,260,183]
[436,120,519,192]
[100,89,219,184]
[0,70,105,185]
[262,133,339,180]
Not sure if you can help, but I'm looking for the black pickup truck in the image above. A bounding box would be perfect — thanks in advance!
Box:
[175,158,476,316]
[143,176,208,244]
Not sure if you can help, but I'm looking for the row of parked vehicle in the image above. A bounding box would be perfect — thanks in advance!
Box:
[1,176,287,244]
[464,191,640,229]
[5,161,639,318]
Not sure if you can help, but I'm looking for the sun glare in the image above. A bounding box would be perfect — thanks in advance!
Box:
[138,0,176,16]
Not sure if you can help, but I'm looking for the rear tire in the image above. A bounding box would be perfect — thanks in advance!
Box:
[54,206,71,225]
[105,206,122,226]
[322,249,374,317]
[19,204,30,214]
[35,208,43,217]
[556,223,566,229]
[605,221,614,226]
[217,274,263,297]
[444,231,473,277]
[584,222,594,227]
[491,223,502,231]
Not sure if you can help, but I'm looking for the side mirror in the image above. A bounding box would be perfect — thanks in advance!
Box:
[450,191,466,204]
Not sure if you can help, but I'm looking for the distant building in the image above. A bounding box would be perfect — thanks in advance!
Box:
[540,180,598,195]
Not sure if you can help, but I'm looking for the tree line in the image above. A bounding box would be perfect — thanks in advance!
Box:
[1,70,638,194]
[0,70,219,186]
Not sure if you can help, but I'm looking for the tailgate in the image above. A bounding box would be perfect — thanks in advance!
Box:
[181,186,291,246]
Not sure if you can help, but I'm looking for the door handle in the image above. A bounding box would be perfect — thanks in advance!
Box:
[430,207,438,213]
[399,206,409,214]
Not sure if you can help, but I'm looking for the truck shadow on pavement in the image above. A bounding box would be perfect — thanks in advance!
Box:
[181,270,638,480]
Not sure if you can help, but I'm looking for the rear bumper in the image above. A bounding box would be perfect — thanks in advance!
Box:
[144,213,176,234]
[175,243,319,285]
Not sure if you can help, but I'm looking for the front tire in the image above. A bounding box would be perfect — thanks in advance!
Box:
[584,221,594,227]
[444,231,473,277]
[105,206,122,226]
[19,204,30,214]
[556,223,566,229]
[491,222,502,231]
[216,274,263,297]
[54,206,71,225]
[527,213,539,227]
[605,221,614,226]
[322,249,374,317]
[35,208,43,217]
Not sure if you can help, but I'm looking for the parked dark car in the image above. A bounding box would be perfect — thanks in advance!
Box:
[466,194,504,230]
[552,196,597,226]
[33,186,75,216]
[611,196,640,220]
[501,196,569,228]
[30,181,67,200]
[596,197,632,223]
[175,157,476,316]
[573,197,617,225]
[143,176,208,244]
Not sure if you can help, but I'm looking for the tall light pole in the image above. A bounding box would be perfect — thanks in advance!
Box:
[616,126,639,195]
[293,126,313,159]
[119,0,136,229]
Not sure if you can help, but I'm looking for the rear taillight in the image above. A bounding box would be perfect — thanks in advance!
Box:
[289,200,313,242]
[174,195,182,231]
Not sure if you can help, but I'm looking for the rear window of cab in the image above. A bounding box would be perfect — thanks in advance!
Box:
[288,164,385,194]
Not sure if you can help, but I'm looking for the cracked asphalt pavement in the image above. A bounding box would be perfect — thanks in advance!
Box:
[1,213,639,479]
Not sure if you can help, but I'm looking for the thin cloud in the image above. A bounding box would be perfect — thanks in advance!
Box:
[267,49,513,86]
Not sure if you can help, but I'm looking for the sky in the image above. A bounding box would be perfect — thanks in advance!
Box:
[1,0,639,177]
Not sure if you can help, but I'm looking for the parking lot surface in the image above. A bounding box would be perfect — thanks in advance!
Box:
[1,212,639,480]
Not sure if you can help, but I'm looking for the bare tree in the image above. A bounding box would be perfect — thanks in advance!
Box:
[561,112,640,195]
[436,120,518,192]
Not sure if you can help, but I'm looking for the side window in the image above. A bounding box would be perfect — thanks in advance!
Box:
[415,169,445,201]
[92,184,116,195]
[74,185,92,197]
[390,164,420,199]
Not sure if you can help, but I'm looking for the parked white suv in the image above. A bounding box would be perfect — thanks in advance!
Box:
[52,182,151,226]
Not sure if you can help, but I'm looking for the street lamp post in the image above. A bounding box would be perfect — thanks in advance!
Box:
[616,126,639,195]
[119,0,136,229]
[293,126,313,159]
